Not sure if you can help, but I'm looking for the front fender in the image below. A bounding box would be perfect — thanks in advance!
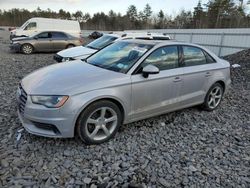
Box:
[69,86,131,128]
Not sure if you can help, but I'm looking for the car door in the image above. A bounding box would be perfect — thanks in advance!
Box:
[179,45,216,107]
[130,45,184,120]
[51,32,69,51]
[34,32,53,51]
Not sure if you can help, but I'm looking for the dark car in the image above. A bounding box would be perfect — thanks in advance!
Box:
[89,31,103,39]
[10,31,82,54]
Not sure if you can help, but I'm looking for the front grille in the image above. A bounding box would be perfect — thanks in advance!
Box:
[53,54,63,62]
[18,84,27,114]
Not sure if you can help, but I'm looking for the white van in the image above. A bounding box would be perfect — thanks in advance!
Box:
[10,17,81,39]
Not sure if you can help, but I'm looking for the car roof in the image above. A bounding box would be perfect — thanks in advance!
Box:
[103,32,171,39]
[121,39,162,45]
[36,31,66,34]
[125,32,168,36]
[102,33,121,38]
[121,39,205,48]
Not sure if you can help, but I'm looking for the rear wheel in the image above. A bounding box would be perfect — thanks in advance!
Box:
[21,44,33,54]
[202,83,224,111]
[76,100,122,144]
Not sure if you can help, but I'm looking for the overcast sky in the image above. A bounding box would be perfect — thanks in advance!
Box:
[0,0,210,16]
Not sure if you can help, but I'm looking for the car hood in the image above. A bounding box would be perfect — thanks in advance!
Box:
[21,60,129,95]
[12,36,30,41]
[74,54,92,60]
[57,46,97,58]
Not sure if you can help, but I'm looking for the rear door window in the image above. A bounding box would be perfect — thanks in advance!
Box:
[183,46,207,66]
[51,32,68,39]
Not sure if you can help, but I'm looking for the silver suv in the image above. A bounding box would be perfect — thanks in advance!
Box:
[18,40,231,144]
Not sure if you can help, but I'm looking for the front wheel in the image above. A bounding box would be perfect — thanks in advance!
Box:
[202,83,224,111]
[21,44,33,54]
[76,100,122,144]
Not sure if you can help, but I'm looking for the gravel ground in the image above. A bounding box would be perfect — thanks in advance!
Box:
[0,29,250,188]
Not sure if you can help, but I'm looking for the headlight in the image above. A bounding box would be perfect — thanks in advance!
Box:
[62,57,74,62]
[31,95,69,108]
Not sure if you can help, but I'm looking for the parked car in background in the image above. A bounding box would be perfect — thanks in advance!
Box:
[54,32,171,62]
[10,17,81,40]
[10,31,82,54]
[18,40,231,144]
[89,31,103,39]
[8,27,16,31]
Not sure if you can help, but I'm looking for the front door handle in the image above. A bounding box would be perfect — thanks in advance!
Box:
[173,76,182,82]
[205,72,211,77]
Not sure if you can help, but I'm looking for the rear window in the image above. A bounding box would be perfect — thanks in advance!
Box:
[52,32,68,39]
[37,32,50,38]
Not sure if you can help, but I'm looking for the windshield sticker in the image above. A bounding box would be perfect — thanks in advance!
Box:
[117,63,124,69]
[132,47,148,53]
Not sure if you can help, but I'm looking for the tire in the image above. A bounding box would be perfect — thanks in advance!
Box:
[76,100,122,144]
[21,44,33,54]
[66,44,75,49]
[202,83,224,111]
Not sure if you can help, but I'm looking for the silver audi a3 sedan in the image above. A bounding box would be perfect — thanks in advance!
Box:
[17,40,231,144]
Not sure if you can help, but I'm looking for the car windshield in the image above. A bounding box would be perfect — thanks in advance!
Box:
[20,21,29,29]
[86,41,153,73]
[86,35,118,50]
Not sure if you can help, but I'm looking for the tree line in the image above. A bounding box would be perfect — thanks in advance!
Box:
[0,0,250,30]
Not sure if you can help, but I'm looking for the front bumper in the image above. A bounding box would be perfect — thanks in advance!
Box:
[18,110,63,138]
[17,89,76,138]
[9,43,21,52]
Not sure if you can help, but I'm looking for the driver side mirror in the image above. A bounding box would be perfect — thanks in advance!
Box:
[142,64,160,78]
[34,36,38,40]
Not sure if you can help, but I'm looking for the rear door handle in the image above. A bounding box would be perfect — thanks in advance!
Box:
[173,76,182,82]
[205,72,211,77]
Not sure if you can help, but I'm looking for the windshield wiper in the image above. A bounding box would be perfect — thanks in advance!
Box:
[87,46,98,50]
[91,63,104,68]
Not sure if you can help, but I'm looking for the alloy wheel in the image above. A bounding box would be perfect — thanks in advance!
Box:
[85,107,118,141]
[22,44,33,54]
[207,86,223,109]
